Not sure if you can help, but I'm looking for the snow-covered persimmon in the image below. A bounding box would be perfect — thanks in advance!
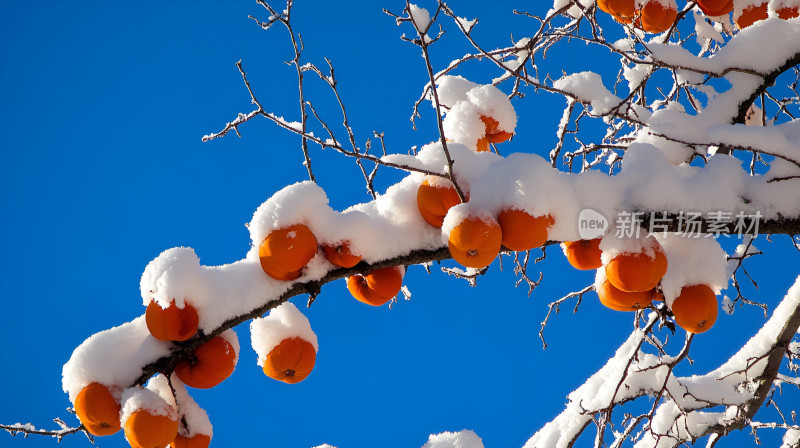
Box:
[776,4,800,19]
[175,337,237,389]
[480,115,513,144]
[597,0,636,21]
[448,215,502,268]
[735,1,769,28]
[73,382,121,436]
[604,238,668,292]
[346,266,404,306]
[170,433,211,448]
[596,278,655,311]
[258,224,318,281]
[670,284,719,334]
[497,209,553,252]
[635,0,678,33]
[145,301,199,342]
[262,337,317,384]
[124,409,179,448]
[322,241,362,268]
[417,176,462,227]
[696,0,734,16]
[563,239,603,270]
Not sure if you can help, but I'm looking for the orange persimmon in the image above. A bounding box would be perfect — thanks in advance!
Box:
[636,0,678,33]
[417,177,463,227]
[696,0,733,16]
[262,337,317,384]
[175,337,237,389]
[448,215,502,268]
[170,433,211,448]
[776,5,800,19]
[497,209,553,251]
[670,284,718,333]
[322,241,362,268]
[605,238,668,292]
[259,224,318,281]
[347,266,404,306]
[735,1,768,28]
[74,383,121,436]
[480,115,513,144]
[597,0,636,20]
[124,409,178,448]
[563,239,603,270]
[146,301,199,342]
[596,278,656,311]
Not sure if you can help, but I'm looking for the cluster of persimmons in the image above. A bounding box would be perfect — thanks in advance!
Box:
[597,0,799,33]
[69,105,721,447]
[71,272,318,447]
[563,238,719,334]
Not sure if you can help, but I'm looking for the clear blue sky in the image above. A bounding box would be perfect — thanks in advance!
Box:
[1,2,797,448]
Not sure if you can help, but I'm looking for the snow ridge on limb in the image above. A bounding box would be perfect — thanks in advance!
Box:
[62,141,800,398]
[524,276,800,448]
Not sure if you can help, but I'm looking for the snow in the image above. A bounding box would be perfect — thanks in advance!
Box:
[553,71,622,116]
[62,316,171,402]
[408,4,431,32]
[422,430,484,448]
[250,301,318,367]
[172,376,213,437]
[654,235,729,303]
[120,374,178,424]
[439,81,517,149]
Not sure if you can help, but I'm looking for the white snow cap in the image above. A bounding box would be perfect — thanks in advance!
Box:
[62,316,171,402]
[140,247,206,309]
[172,376,213,437]
[423,430,484,448]
[248,180,331,247]
[408,4,431,31]
[251,301,318,367]
[599,233,665,265]
[437,77,516,149]
[654,234,729,304]
[435,75,480,109]
[441,203,499,241]
[219,328,241,365]
[120,374,178,425]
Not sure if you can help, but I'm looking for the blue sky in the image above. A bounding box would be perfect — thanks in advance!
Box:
[1,1,798,448]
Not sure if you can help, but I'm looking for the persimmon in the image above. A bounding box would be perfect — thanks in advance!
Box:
[735,1,768,28]
[480,115,513,144]
[670,284,718,333]
[262,337,317,384]
[597,0,636,20]
[124,409,179,448]
[170,434,211,448]
[604,238,668,292]
[175,337,237,389]
[259,224,318,281]
[347,266,404,306]
[74,382,121,436]
[476,137,490,153]
[448,215,502,268]
[696,0,733,16]
[497,209,553,251]
[596,278,656,311]
[776,5,800,19]
[636,0,678,33]
[563,239,603,270]
[322,241,362,268]
[146,300,199,342]
[417,177,463,227]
